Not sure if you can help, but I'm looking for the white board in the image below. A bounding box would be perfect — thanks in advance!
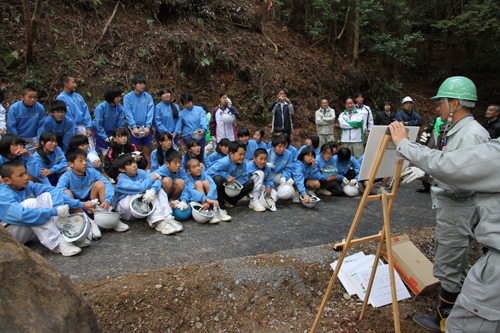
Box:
[358,125,419,180]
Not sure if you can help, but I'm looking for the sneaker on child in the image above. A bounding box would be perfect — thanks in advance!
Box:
[74,239,91,248]
[249,199,265,212]
[53,240,82,257]
[316,188,331,196]
[113,220,129,232]
[292,191,300,203]
[220,209,232,222]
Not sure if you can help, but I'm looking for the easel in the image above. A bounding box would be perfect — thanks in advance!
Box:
[310,134,405,333]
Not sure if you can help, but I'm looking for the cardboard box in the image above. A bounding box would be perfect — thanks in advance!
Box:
[382,234,439,295]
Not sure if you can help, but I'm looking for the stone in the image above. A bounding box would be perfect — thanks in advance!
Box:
[0,227,100,332]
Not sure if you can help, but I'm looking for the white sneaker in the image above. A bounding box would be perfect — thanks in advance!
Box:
[53,241,82,257]
[220,209,232,222]
[113,220,129,232]
[307,189,316,196]
[292,191,300,203]
[209,215,220,224]
[316,188,331,196]
[377,187,388,194]
[224,200,234,208]
[240,196,249,202]
[74,239,91,248]
[249,199,266,212]
[89,219,102,239]
[155,220,176,235]
[167,215,183,232]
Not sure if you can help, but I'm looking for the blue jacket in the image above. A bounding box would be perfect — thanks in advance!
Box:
[244,140,260,162]
[292,160,326,195]
[56,91,92,131]
[297,145,320,157]
[181,152,208,170]
[185,170,217,203]
[116,169,161,206]
[333,156,361,181]
[123,91,155,128]
[7,101,46,142]
[316,154,336,171]
[93,101,124,141]
[153,164,189,183]
[396,110,422,127]
[0,181,82,226]
[207,152,226,169]
[358,154,364,166]
[150,147,178,172]
[0,155,41,179]
[267,148,293,180]
[287,145,298,162]
[246,161,273,188]
[207,155,249,184]
[33,147,68,185]
[57,168,115,204]
[154,102,180,134]
[175,105,208,138]
[256,141,267,149]
[43,115,76,152]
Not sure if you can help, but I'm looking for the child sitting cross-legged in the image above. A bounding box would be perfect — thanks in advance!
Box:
[0,160,89,256]
[185,158,220,223]
[57,148,127,238]
[115,154,182,235]
[267,135,294,188]
[69,134,102,172]
[246,148,277,212]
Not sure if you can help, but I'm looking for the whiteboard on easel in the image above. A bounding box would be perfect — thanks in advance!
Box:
[359,125,419,180]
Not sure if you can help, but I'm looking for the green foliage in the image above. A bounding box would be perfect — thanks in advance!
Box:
[367,32,425,67]
[4,51,19,67]
[50,26,59,34]
[92,0,102,6]
[197,18,204,26]
[200,58,211,67]
[146,19,154,26]
[13,15,21,24]
[23,71,43,88]
[95,56,107,68]
[139,48,149,58]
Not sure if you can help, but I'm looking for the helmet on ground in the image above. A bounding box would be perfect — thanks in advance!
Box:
[300,194,321,208]
[259,190,277,211]
[189,202,213,223]
[277,184,294,200]
[130,196,157,218]
[224,181,243,197]
[61,213,90,243]
[221,112,236,124]
[343,184,359,197]
[402,96,413,104]
[173,206,192,221]
[431,76,477,102]
[94,209,121,229]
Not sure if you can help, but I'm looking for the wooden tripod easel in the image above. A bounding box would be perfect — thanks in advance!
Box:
[310,134,405,333]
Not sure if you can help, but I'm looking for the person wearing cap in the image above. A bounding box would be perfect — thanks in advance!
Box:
[396,96,423,126]
[389,122,500,333]
[398,77,490,332]
[482,104,500,139]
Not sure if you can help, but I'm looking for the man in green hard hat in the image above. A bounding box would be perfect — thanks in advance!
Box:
[399,76,490,332]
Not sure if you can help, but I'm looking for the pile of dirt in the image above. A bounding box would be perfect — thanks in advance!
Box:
[77,226,484,332]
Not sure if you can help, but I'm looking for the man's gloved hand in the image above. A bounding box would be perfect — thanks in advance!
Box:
[57,204,69,217]
[266,163,274,169]
[178,201,188,211]
[342,177,350,185]
[142,189,156,204]
[401,167,426,184]
[349,179,358,186]
[280,177,287,186]
[419,132,431,144]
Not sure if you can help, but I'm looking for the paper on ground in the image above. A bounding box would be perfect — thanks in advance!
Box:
[330,252,367,296]
[358,265,411,307]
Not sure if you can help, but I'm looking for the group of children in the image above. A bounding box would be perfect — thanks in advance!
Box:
[0,77,371,258]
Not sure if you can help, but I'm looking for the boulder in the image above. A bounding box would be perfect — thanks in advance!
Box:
[0,227,100,333]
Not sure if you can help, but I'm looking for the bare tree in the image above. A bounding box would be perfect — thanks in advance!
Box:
[23,0,43,70]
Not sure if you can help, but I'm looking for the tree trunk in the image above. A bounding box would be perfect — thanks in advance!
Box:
[23,0,32,68]
[463,38,474,78]
[425,5,439,69]
[352,0,360,67]
[444,25,456,78]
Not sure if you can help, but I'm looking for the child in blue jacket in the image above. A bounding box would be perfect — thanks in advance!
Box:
[330,147,361,196]
[267,136,294,187]
[57,74,92,136]
[0,160,90,256]
[292,147,335,203]
[93,86,124,157]
[206,138,230,169]
[33,131,70,186]
[181,139,209,170]
[0,134,41,182]
[253,129,267,149]
[154,87,180,147]
[237,127,259,162]
[207,140,254,221]
[315,143,339,196]
[246,148,276,212]
[175,92,208,150]
[185,158,220,223]
[297,134,321,157]
[151,131,177,172]
[43,100,76,152]
[284,133,298,162]
[69,134,102,172]
[115,154,182,235]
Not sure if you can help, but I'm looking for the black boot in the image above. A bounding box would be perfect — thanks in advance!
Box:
[413,288,459,332]
[415,181,431,193]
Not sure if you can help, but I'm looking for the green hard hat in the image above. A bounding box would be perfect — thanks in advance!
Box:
[432,76,477,101]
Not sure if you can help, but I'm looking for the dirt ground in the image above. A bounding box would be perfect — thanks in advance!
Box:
[77,226,484,332]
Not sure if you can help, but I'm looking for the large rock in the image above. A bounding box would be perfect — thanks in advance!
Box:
[0,227,100,333]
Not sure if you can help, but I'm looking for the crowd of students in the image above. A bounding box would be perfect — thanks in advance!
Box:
[0,75,374,258]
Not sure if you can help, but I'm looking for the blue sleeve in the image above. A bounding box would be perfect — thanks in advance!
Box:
[292,161,306,195]
[174,113,183,136]
[311,165,326,181]
[0,192,57,228]
[408,113,422,126]
[51,149,69,174]
[94,103,108,141]
[237,164,249,184]
[200,108,208,133]
[206,175,218,200]
[229,106,239,119]
[208,159,230,180]
[54,175,84,209]
[264,167,273,188]
[146,94,154,128]
[117,104,125,128]
[116,173,156,195]
[352,158,361,180]
[83,100,92,129]
[6,104,17,134]
[282,154,294,180]
[150,149,160,172]
[395,112,404,122]
[62,118,77,152]
[25,155,41,179]
[180,186,191,203]
[123,94,136,128]
[268,101,277,112]
[93,169,115,204]
[186,180,205,203]
[154,104,168,133]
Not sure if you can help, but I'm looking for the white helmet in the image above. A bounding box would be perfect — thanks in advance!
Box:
[61,213,90,243]
[259,190,277,211]
[402,96,413,104]
[277,184,294,200]
[343,184,359,197]
[221,112,236,124]
[190,202,213,223]
[224,181,243,197]
[130,196,157,218]
[94,210,121,229]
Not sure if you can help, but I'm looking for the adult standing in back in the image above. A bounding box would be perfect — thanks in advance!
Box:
[57,74,92,138]
[123,77,154,171]
[315,98,336,147]
[268,88,295,137]
[482,104,500,139]
[396,96,422,127]
[339,97,364,159]
[354,92,374,137]
[374,101,396,125]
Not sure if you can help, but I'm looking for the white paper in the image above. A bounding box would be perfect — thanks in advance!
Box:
[330,252,367,296]
[358,265,411,307]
